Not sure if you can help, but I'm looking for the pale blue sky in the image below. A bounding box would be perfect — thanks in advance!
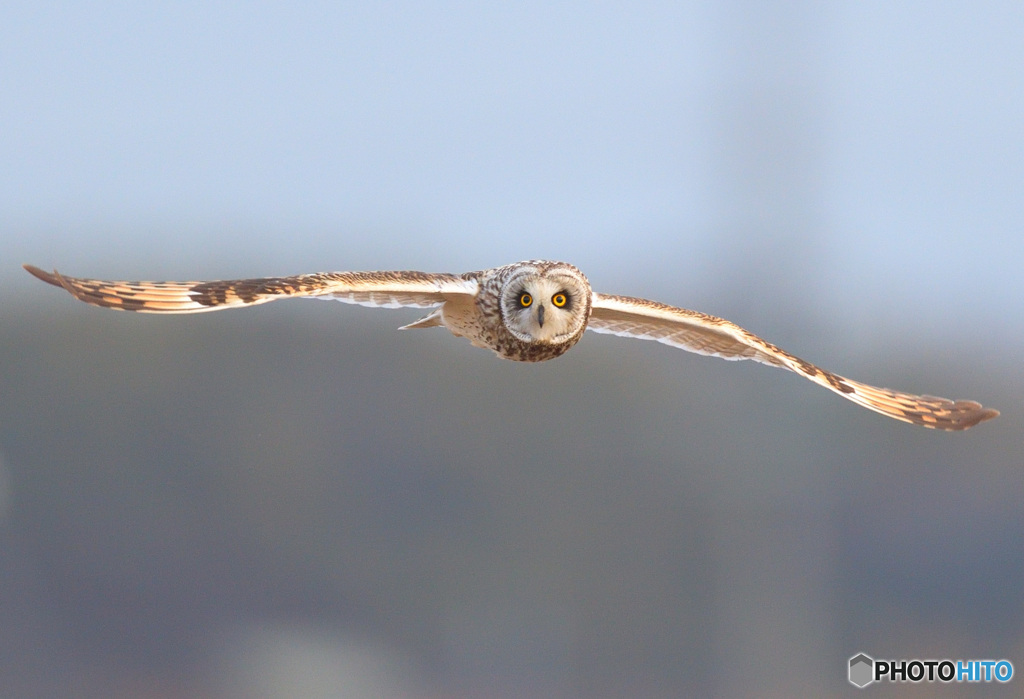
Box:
[4,2,1021,338]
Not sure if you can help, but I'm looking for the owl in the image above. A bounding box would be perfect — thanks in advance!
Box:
[24,260,998,431]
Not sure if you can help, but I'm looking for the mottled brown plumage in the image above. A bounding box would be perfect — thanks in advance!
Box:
[24,261,998,430]
[585,293,997,431]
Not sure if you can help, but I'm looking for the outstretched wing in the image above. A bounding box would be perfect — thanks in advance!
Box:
[23,264,478,314]
[588,292,998,431]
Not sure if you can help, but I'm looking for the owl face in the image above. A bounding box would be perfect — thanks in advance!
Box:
[499,264,590,344]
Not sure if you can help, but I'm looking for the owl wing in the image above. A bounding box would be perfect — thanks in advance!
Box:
[587,293,998,431]
[23,264,478,314]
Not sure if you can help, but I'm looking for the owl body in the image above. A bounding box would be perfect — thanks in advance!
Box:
[23,259,998,430]
[400,260,591,362]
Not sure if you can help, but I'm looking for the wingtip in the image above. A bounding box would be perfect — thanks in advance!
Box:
[23,264,86,302]
[946,401,1000,431]
[976,406,1000,425]
[23,264,62,287]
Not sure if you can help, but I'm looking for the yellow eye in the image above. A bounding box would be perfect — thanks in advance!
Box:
[552,293,567,308]
[519,292,533,307]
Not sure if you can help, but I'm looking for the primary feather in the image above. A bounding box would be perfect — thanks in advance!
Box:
[22,265,476,313]
[587,293,998,430]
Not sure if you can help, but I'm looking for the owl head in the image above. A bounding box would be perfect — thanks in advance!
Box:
[500,261,591,345]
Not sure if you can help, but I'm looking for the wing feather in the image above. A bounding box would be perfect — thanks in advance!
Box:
[23,265,477,314]
[588,293,998,431]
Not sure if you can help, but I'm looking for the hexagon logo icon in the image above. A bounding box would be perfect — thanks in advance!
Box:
[849,653,874,688]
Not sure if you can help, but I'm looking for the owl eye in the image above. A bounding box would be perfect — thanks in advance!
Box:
[551,293,568,308]
[519,292,533,307]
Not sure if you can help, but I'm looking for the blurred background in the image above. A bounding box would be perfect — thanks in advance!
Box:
[2,2,1022,696]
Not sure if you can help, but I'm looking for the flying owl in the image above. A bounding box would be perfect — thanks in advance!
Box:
[24,260,998,431]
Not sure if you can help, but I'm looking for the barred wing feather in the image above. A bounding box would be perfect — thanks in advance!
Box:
[23,265,477,314]
[588,293,998,431]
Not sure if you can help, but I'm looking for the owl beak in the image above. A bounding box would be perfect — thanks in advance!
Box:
[536,304,545,328]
